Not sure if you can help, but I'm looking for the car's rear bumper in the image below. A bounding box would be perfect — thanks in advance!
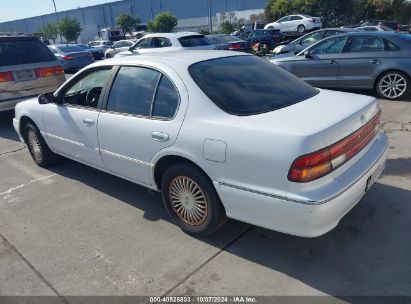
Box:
[214,133,388,238]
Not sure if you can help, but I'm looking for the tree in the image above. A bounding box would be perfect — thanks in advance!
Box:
[39,22,59,44]
[147,12,177,33]
[116,13,141,35]
[58,16,82,43]
[220,21,235,34]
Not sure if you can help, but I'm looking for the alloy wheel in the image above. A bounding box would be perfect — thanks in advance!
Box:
[379,73,407,99]
[168,176,208,226]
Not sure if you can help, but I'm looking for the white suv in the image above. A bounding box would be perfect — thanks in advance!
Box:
[115,32,215,57]
[264,14,322,33]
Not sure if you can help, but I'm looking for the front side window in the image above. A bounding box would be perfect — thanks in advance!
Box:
[107,66,160,116]
[151,37,172,48]
[62,68,112,108]
[347,36,385,53]
[134,38,152,49]
[309,36,348,55]
[277,16,290,22]
[189,56,318,116]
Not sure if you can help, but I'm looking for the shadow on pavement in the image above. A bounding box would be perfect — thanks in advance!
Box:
[46,156,411,296]
[0,110,19,142]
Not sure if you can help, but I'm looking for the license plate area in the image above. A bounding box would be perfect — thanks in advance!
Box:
[13,69,36,82]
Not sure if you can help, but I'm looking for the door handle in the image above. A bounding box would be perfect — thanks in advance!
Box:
[82,119,95,127]
[370,59,379,64]
[329,59,336,65]
[151,132,169,142]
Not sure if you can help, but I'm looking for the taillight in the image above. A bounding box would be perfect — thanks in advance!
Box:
[309,18,316,23]
[63,55,74,60]
[228,44,241,50]
[35,66,64,78]
[288,110,381,183]
[0,71,14,82]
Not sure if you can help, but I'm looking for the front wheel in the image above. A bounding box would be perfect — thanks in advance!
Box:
[24,122,58,167]
[376,71,410,100]
[161,163,227,236]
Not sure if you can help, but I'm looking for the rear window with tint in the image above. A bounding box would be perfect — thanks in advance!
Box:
[56,45,83,53]
[0,38,56,66]
[189,55,318,116]
[178,35,210,47]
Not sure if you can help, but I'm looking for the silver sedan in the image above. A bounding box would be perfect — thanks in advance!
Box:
[270,32,411,100]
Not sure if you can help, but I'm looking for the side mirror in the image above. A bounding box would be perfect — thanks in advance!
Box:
[128,46,134,51]
[38,92,56,105]
[304,51,312,58]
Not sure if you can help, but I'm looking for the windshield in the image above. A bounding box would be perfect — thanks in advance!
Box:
[189,55,318,116]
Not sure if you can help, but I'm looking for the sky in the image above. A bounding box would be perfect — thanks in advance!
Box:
[0,0,120,23]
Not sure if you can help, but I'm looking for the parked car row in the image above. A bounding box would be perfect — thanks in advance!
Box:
[270,31,411,100]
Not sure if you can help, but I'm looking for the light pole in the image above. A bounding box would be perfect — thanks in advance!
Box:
[52,0,63,42]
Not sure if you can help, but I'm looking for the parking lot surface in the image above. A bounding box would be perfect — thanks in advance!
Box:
[0,95,410,299]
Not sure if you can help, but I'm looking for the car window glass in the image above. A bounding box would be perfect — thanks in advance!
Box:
[134,38,151,49]
[387,40,401,51]
[278,16,290,22]
[152,37,172,48]
[152,75,179,119]
[347,36,385,52]
[63,68,112,107]
[0,38,56,66]
[57,45,83,53]
[189,56,318,116]
[107,66,160,116]
[300,31,323,46]
[178,35,210,47]
[323,30,339,37]
[290,16,303,21]
[310,37,348,55]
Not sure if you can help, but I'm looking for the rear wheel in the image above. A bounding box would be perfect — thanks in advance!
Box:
[161,163,227,236]
[24,122,58,167]
[297,25,306,33]
[376,71,410,100]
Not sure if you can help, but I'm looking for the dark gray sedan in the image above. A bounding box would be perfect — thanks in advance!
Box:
[273,28,355,55]
[270,32,411,100]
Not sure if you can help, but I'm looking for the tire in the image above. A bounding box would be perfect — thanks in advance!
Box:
[267,26,274,30]
[297,25,306,33]
[376,71,410,100]
[161,163,227,236]
[24,122,58,167]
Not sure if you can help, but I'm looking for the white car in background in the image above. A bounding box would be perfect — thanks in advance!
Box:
[13,51,387,237]
[115,32,215,57]
[104,39,135,58]
[265,14,322,33]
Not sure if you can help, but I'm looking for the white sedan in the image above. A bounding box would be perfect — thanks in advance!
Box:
[264,14,322,33]
[13,51,388,237]
[115,32,215,57]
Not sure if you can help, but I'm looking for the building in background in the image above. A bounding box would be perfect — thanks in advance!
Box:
[0,0,268,43]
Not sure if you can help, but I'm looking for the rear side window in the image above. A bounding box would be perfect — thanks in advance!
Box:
[107,66,179,119]
[0,38,56,66]
[152,76,179,119]
[189,56,318,116]
[178,35,210,47]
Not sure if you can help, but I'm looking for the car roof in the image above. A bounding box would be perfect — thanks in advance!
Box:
[142,32,203,38]
[92,50,249,69]
[0,36,38,41]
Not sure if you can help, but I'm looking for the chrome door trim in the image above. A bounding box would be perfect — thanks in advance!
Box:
[100,149,153,167]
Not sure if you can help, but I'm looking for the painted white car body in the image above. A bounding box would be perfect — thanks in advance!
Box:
[104,39,135,58]
[265,14,322,33]
[13,51,388,237]
[115,32,215,57]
